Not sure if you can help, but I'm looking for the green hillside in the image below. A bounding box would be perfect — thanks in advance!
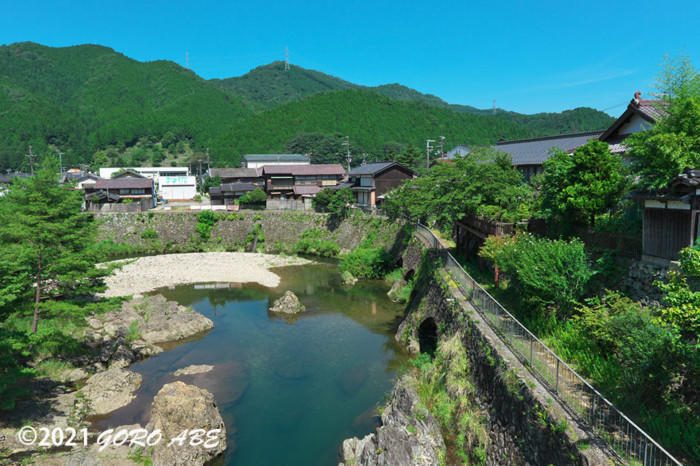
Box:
[0,42,615,171]
[213,89,531,167]
[0,42,251,169]
[212,62,615,136]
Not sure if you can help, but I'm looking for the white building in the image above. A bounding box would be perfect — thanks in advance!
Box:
[242,154,310,169]
[158,175,198,200]
[99,167,197,200]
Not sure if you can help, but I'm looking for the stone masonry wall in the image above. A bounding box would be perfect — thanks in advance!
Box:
[95,211,407,255]
[395,248,614,465]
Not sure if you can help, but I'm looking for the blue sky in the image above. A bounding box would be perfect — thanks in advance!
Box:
[1,0,698,115]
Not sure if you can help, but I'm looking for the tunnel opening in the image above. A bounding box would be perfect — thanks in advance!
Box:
[418,318,438,356]
[404,268,415,281]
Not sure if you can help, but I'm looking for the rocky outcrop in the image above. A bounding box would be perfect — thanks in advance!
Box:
[340,376,445,466]
[86,294,214,347]
[269,290,305,314]
[78,367,142,415]
[147,381,227,466]
[387,278,407,302]
[342,270,358,286]
[173,364,214,376]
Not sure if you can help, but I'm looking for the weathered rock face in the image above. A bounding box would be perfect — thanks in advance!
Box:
[340,376,445,466]
[387,278,407,302]
[86,294,214,348]
[269,290,305,314]
[147,381,227,466]
[78,367,142,415]
[342,270,358,286]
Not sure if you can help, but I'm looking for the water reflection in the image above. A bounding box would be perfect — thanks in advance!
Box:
[95,264,409,466]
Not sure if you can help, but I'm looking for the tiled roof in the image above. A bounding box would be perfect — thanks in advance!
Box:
[599,95,668,142]
[93,178,153,190]
[210,168,261,178]
[209,182,257,194]
[262,164,345,176]
[243,154,309,163]
[495,131,603,166]
[349,161,415,176]
[293,185,322,196]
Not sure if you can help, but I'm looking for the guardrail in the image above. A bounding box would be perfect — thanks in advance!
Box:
[414,223,683,466]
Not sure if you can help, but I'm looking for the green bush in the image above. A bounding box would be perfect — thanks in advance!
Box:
[292,229,340,257]
[482,233,594,317]
[140,228,158,240]
[240,187,266,205]
[339,247,391,279]
[196,210,218,240]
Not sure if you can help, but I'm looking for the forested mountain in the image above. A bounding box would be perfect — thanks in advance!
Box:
[211,90,531,167]
[0,42,251,169]
[0,42,614,170]
[211,62,615,136]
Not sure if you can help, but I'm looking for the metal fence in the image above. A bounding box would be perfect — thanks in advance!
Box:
[415,224,683,466]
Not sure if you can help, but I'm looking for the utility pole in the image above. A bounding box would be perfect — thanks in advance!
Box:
[342,136,351,173]
[439,136,445,158]
[206,148,210,177]
[26,145,36,175]
[186,51,190,69]
[426,139,435,172]
[58,150,64,175]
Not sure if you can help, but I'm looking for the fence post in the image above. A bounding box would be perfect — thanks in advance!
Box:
[555,359,560,393]
[529,338,533,365]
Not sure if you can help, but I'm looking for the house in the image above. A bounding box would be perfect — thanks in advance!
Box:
[242,154,310,169]
[98,167,196,200]
[262,164,345,209]
[347,162,416,210]
[209,167,264,186]
[209,183,258,206]
[83,177,156,212]
[599,92,668,155]
[494,131,603,181]
[60,170,101,190]
[633,168,700,263]
[0,171,32,196]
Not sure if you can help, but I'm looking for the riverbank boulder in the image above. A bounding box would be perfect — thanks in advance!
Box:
[269,291,305,314]
[147,381,227,466]
[78,367,142,415]
[86,294,214,347]
[340,375,445,465]
[342,270,358,286]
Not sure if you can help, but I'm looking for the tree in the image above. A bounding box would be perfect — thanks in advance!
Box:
[239,187,267,205]
[541,140,628,227]
[627,56,700,191]
[0,158,105,333]
[312,187,354,218]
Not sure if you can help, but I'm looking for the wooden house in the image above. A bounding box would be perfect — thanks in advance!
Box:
[262,164,345,210]
[83,177,155,212]
[635,168,700,263]
[347,162,415,210]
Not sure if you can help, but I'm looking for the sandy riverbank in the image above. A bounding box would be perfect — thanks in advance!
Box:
[101,252,311,297]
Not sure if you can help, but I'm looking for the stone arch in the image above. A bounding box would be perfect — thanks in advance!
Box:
[418,318,438,355]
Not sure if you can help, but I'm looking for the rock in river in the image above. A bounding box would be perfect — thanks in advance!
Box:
[78,367,142,416]
[269,290,306,314]
[340,375,445,466]
[147,381,227,466]
[172,364,214,376]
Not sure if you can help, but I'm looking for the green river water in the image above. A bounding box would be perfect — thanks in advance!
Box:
[95,263,409,465]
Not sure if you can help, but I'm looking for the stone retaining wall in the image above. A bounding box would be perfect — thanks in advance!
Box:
[394,250,614,465]
[95,211,406,254]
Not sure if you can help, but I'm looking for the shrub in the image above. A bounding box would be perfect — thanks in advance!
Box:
[140,228,158,240]
[339,247,391,279]
[292,229,340,257]
[481,233,594,317]
[196,210,218,240]
[240,187,266,205]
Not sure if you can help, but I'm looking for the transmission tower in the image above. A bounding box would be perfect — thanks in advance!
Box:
[426,139,435,172]
[284,46,290,71]
[493,99,496,115]
[25,145,36,175]
[186,51,190,69]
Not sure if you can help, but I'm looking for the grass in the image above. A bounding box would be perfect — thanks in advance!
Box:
[407,335,487,465]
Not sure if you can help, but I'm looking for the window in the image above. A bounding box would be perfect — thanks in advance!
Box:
[360,176,373,187]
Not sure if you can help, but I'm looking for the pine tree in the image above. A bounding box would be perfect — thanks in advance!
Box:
[0,158,105,333]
